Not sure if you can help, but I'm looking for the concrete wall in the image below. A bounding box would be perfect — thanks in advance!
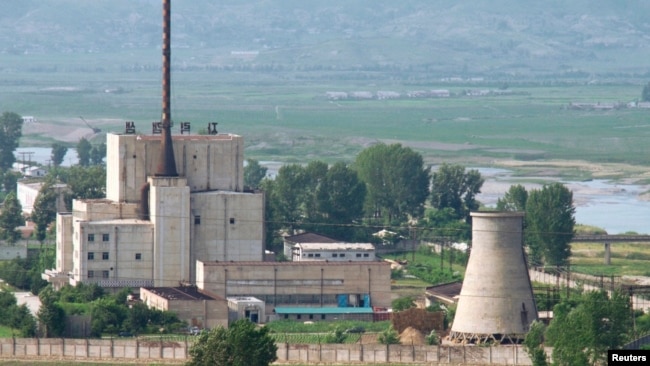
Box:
[70,219,154,288]
[196,261,392,312]
[190,191,264,272]
[0,338,538,365]
[107,133,244,203]
[0,245,27,260]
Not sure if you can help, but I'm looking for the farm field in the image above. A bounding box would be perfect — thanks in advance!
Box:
[2,53,650,182]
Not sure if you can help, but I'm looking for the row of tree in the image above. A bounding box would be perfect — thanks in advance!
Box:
[246,142,575,267]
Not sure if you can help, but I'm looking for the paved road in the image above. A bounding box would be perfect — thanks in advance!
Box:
[14,291,41,316]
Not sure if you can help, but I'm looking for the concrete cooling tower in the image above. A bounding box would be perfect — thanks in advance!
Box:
[449,211,537,344]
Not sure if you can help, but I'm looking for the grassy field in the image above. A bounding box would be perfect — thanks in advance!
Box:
[570,242,650,277]
[3,53,650,176]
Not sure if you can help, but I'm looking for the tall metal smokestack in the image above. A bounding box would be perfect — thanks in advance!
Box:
[155,0,178,177]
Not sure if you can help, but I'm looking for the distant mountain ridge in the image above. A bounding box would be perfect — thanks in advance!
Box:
[2,0,650,77]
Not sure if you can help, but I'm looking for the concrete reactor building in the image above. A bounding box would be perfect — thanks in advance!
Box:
[449,211,538,344]
[43,0,391,326]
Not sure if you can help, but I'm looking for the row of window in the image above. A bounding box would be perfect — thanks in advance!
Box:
[87,270,110,279]
[303,253,370,258]
[87,252,142,261]
[88,233,110,242]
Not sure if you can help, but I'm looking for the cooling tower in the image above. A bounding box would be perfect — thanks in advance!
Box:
[449,211,537,344]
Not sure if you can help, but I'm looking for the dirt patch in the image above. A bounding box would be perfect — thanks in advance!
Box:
[399,326,425,346]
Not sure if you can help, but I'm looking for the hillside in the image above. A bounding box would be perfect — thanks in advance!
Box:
[2,0,650,78]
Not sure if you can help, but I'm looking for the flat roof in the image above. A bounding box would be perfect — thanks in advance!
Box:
[143,286,222,301]
[202,261,389,267]
[274,307,373,315]
[297,243,375,251]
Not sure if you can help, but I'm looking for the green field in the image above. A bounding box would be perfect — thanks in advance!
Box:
[3,52,650,174]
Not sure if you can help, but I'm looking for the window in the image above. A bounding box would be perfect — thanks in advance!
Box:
[307,253,314,258]
[356,253,362,257]
[321,314,326,320]
[194,216,201,225]
[87,252,94,260]
[284,314,288,320]
[87,234,95,242]
[87,270,94,278]
[309,314,314,320]
[229,218,235,224]
[102,234,110,242]
[102,252,109,260]
[102,271,109,278]
[332,253,338,258]
[363,253,369,257]
[297,314,301,320]
[315,253,321,258]
[135,253,142,261]
[340,253,345,258]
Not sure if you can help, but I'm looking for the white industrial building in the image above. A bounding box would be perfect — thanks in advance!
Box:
[42,131,265,289]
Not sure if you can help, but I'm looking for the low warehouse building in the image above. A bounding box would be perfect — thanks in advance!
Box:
[140,286,228,330]
[196,260,391,322]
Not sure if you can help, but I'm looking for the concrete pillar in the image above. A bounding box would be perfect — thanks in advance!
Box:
[604,242,611,265]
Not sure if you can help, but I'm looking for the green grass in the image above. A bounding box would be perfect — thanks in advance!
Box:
[265,319,390,334]
[5,57,650,169]
[0,325,15,338]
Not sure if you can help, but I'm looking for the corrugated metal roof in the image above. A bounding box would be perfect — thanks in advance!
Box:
[274,307,373,314]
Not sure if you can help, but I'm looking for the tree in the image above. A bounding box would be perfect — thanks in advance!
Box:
[244,158,268,190]
[188,319,277,366]
[0,192,24,244]
[355,143,430,224]
[430,163,484,224]
[31,180,58,242]
[76,138,92,167]
[545,290,631,366]
[392,296,416,311]
[90,142,106,165]
[526,183,575,266]
[60,165,107,203]
[269,164,308,235]
[523,320,548,366]
[0,112,23,170]
[37,286,66,337]
[642,81,650,102]
[311,162,366,240]
[50,143,68,167]
[496,184,528,211]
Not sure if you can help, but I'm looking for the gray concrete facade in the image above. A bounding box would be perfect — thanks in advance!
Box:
[450,211,537,344]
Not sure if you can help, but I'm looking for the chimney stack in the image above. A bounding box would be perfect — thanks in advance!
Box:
[155,0,178,177]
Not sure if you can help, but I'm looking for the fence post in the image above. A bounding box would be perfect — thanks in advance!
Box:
[360,344,363,362]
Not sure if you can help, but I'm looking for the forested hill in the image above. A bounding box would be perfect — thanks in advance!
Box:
[2,0,650,77]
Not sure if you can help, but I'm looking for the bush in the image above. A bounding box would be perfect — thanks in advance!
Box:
[425,330,439,345]
[377,326,400,345]
[323,327,346,344]
[392,296,416,312]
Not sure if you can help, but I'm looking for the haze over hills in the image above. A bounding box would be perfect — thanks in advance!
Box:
[2,0,650,79]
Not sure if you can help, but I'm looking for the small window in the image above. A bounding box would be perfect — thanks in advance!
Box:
[307,253,314,258]
[135,253,142,261]
[321,314,326,320]
[363,253,369,257]
[102,252,109,260]
[229,218,235,224]
[340,253,345,258]
[87,252,94,260]
[297,314,301,320]
[315,253,321,258]
[88,234,95,242]
[102,234,110,242]
[356,253,362,257]
[309,314,314,320]
[102,271,109,278]
[87,270,94,278]
[284,314,288,319]
[332,253,338,258]
[194,216,201,225]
